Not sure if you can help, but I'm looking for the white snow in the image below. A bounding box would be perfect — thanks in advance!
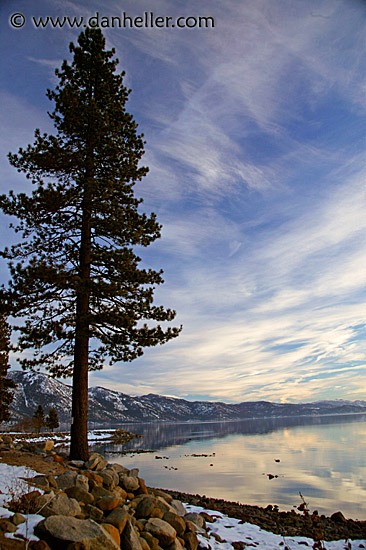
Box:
[8,429,119,445]
[185,504,366,550]
[0,462,365,548]
[0,462,41,541]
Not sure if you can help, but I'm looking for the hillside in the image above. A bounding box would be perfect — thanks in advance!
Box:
[7,370,366,426]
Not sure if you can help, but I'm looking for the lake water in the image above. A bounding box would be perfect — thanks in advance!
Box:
[94,414,366,520]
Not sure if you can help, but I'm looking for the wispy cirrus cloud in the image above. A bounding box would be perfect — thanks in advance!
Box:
[1,0,365,403]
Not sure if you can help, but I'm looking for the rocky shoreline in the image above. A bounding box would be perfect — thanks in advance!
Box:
[163,489,366,542]
[0,434,366,548]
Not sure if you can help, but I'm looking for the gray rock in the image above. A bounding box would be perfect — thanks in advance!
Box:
[184,512,206,530]
[170,499,187,517]
[85,453,108,471]
[104,467,120,486]
[150,489,173,503]
[129,468,139,478]
[98,470,116,490]
[156,496,176,514]
[135,496,159,518]
[144,517,177,547]
[56,471,78,490]
[185,520,206,535]
[33,492,55,514]
[119,474,140,492]
[121,518,144,550]
[41,494,82,518]
[107,463,130,475]
[34,515,119,549]
[74,473,90,491]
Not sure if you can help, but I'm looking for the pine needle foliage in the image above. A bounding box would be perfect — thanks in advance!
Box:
[46,407,60,432]
[0,28,181,458]
[33,404,46,434]
[0,315,16,423]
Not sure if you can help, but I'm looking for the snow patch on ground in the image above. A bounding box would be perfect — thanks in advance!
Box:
[186,504,366,550]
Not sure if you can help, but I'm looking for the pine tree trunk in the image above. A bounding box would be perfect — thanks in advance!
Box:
[70,325,89,460]
[70,180,92,461]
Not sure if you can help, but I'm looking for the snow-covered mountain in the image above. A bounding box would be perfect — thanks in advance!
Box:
[7,370,366,426]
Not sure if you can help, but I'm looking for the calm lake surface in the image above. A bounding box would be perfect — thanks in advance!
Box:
[94,414,366,519]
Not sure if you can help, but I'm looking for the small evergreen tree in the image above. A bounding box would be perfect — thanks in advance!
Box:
[46,407,59,432]
[0,314,16,423]
[33,404,45,433]
[0,28,181,460]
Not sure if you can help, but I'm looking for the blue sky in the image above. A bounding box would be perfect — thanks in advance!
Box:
[0,0,365,403]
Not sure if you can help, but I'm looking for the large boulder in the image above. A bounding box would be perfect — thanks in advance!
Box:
[119,474,140,492]
[56,471,88,491]
[135,496,163,519]
[163,511,186,537]
[144,517,177,547]
[41,494,82,518]
[120,518,144,550]
[184,512,206,530]
[170,500,187,517]
[34,515,120,549]
[99,469,117,489]
[108,468,121,486]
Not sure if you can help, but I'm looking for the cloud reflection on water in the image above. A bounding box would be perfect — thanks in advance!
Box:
[101,415,366,519]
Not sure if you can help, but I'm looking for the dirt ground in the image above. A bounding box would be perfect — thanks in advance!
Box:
[0,449,68,476]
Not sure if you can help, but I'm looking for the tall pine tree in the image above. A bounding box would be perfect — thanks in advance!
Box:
[0,28,181,459]
[46,407,60,432]
[33,404,46,434]
[0,314,16,423]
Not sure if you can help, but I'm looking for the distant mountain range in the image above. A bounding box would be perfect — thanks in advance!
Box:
[7,370,366,426]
